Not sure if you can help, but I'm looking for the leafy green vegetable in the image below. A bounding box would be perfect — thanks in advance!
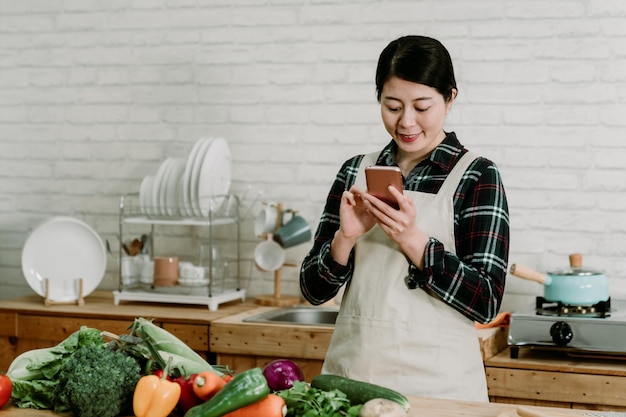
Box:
[278,381,362,417]
[8,326,104,409]
[54,344,141,417]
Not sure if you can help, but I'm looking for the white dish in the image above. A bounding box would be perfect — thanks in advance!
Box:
[21,216,107,302]
[196,138,232,216]
[181,138,210,217]
[158,159,175,215]
[139,175,151,215]
[153,158,174,216]
[163,158,186,217]
[189,138,216,216]
[178,278,210,287]
[141,176,156,216]
[177,175,188,216]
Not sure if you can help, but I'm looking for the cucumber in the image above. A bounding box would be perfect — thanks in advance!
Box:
[310,374,410,412]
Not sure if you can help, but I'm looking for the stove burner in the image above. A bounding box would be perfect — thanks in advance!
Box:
[534,296,611,318]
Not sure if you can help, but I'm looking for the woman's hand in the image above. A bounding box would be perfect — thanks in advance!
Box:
[360,186,429,269]
[330,186,376,265]
[340,186,377,239]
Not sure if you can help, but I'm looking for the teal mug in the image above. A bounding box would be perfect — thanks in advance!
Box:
[273,215,312,249]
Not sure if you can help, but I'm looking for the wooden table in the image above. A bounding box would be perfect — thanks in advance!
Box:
[1,397,592,417]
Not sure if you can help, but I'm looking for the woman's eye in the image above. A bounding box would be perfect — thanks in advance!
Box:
[416,107,429,113]
[387,107,401,113]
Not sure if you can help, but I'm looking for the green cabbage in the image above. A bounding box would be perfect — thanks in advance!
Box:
[8,326,104,409]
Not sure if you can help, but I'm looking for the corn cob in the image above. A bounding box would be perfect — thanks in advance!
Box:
[131,317,223,377]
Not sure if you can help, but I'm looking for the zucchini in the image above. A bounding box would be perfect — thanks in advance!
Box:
[184,367,269,417]
[311,374,410,412]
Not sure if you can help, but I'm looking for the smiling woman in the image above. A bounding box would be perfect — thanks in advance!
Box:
[299,35,510,402]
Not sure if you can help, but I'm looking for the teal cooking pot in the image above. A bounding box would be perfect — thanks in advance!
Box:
[509,254,609,306]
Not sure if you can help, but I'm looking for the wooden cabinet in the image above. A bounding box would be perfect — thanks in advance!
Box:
[214,354,323,382]
[485,347,626,411]
[209,307,332,381]
[209,308,510,382]
[0,291,254,372]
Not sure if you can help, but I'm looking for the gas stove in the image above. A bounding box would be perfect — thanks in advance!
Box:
[508,297,626,359]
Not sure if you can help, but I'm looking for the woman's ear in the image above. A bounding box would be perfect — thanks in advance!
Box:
[449,88,457,102]
[446,88,457,113]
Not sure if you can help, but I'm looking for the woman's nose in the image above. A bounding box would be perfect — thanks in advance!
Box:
[399,108,416,128]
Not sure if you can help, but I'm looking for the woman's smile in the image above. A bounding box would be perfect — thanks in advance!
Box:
[398,132,422,143]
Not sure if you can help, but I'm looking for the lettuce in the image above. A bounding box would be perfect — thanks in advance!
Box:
[8,326,104,409]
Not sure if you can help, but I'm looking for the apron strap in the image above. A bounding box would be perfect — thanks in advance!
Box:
[436,151,479,198]
[354,152,379,189]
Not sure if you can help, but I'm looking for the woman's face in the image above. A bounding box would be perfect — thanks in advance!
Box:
[380,76,454,165]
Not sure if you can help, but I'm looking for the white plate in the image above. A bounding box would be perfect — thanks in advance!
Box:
[177,175,188,216]
[196,138,232,216]
[158,159,176,215]
[21,217,107,302]
[139,175,153,215]
[163,158,186,216]
[141,175,155,216]
[181,138,211,217]
[178,278,210,287]
[153,158,174,216]
[189,138,216,216]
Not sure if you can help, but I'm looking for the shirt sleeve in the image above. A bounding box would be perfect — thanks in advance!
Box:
[299,157,362,305]
[420,159,510,324]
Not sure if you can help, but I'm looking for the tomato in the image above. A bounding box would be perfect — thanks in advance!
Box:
[0,373,11,408]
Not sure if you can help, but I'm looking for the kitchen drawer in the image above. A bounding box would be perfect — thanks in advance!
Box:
[17,315,131,340]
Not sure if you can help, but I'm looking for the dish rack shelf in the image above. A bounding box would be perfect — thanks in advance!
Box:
[113,193,247,311]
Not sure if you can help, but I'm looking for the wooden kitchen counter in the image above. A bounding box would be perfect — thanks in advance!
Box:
[209,306,508,381]
[0,397,591,417]
[0,290,254,323]
[0,290,258,372]
[485,347,626,410]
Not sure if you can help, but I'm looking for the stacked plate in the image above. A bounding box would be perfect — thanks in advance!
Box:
[139,137,232,217]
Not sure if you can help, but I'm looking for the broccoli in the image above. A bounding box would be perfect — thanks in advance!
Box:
[54,344,141,417]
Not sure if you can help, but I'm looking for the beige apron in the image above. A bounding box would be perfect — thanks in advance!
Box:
[322,151,488,402]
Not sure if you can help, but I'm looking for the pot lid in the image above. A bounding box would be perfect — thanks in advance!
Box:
[547,253,604,276]
[547,267,604,276]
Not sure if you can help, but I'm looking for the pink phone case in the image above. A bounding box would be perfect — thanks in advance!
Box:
[365,166,403,209]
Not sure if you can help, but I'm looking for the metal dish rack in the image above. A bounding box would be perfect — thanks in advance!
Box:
[112,192,248,311]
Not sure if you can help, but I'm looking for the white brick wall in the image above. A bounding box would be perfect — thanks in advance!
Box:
[2,0,626,313]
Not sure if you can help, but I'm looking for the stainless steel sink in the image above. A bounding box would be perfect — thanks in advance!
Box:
[243,306,339,327]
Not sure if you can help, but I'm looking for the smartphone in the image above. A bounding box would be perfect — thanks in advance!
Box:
[365,165,403,209]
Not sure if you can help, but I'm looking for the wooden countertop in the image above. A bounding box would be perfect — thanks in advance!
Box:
[0,397,590,417]
[0,291,257,324]
[0,291,507,363]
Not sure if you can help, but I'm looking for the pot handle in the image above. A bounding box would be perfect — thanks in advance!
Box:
[509,263,548,285]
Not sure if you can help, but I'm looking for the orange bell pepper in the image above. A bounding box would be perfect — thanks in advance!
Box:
[133,374,181,417]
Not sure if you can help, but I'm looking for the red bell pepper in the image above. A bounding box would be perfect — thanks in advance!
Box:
[174,374,203,414]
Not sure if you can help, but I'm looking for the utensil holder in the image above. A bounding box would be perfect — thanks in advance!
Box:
[254,202,301,307]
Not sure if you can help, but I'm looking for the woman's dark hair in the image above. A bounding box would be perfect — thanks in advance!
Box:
[375,35,457,102]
